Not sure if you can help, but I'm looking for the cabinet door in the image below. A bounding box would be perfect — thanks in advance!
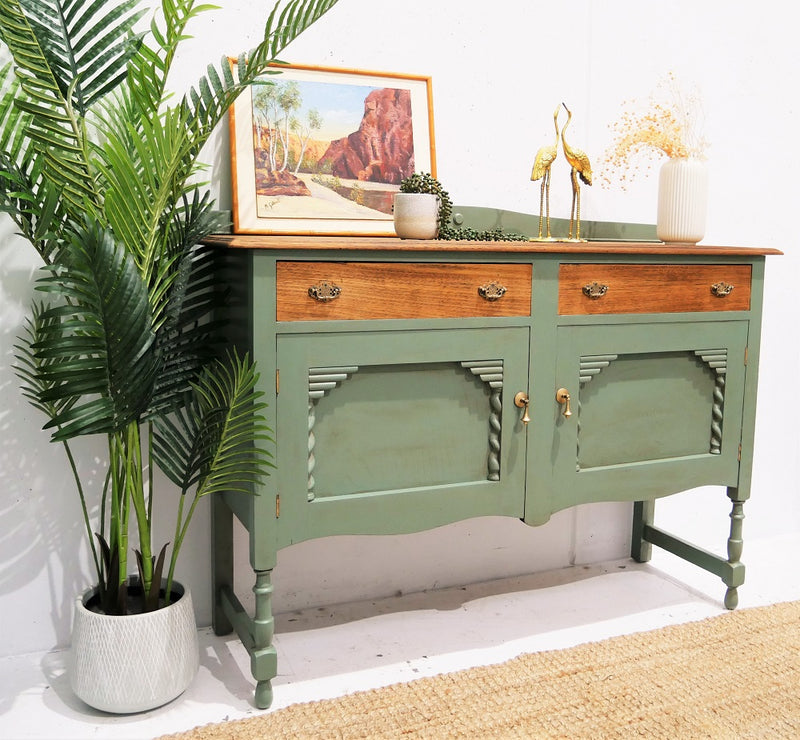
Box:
[276,327,529,544]
[550,321,748,510]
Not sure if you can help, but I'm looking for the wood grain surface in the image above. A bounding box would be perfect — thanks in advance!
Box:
[276,261,533,320]
[558,263,752,314]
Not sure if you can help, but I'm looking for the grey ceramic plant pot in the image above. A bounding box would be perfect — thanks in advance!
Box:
[69,578,199,714]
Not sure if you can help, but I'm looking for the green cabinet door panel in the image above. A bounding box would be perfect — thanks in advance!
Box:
[547,320,747,512]
[275,327,529,544]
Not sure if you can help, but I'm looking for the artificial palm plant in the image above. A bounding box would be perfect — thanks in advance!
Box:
[0,0,340,614]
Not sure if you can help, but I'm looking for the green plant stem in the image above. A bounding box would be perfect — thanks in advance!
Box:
[165,492,199,604]
[61,439,101,580]
[108,433,128,589]
[99,464,111,571]
[126,421,153,594]
[147,421,154,524]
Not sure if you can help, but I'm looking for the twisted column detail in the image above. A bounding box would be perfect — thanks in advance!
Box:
[461,360,504,481]
[307,366,359,500]
[694,349,727,454]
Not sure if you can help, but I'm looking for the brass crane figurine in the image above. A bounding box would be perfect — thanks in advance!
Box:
[530,105,560,240]
[561,102,593,241]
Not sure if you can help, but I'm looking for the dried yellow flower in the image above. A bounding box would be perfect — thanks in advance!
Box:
[601,73,708,190]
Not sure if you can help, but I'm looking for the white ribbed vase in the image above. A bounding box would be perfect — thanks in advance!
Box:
[656,157,708,244]
[69,580,199,714]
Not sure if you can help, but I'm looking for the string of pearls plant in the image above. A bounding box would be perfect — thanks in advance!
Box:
[399,172,526,241]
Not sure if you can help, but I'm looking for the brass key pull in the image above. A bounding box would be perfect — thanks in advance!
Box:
[711,282,734,298]
[556,388,572,418]
[308,281,341,302]
[514,391,531,425]
[582,281,608,300]
[478,281,507,301]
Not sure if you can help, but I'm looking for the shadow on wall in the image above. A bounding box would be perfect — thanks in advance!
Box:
[0,222,102,663]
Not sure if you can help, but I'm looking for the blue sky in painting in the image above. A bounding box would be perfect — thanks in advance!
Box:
[252,78,380,141]
[297,81,378,140]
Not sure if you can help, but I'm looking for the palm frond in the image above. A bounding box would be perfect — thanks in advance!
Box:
[13,301,77,421]
[258,0,338,65]
[0,146,70,263]
[180,1,341,167]
[94,0,340,319]
[17,0,145,115]
[0,58,82,263]
[153,351,274,496]
[0,0,99,214]
[95,92,205,293]
[0,60,30,161]
[31,219,159,440]
[126,0,218,116]
[145,197,229,413]
[152,193,227,328]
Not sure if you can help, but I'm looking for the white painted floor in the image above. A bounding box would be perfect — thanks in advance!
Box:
[2,533,798,740]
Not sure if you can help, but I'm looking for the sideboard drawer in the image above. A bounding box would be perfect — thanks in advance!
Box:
[558,264,752,315]
[276,261,533,321]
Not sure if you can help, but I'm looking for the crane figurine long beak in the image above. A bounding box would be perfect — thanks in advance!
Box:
[559,101,592,241]
[529,105,562,241]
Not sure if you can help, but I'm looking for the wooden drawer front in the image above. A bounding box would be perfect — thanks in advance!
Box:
[558,264,752,315]
[276,262,532,321]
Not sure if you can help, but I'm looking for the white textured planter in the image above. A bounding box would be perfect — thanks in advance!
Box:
[656,157,708,244]
[69,580,199,714]
[393,192,439,239]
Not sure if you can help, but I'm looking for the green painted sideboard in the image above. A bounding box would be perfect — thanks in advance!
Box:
[207,235,779,708]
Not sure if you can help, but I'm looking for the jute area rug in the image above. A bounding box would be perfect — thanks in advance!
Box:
[161,600,800,739]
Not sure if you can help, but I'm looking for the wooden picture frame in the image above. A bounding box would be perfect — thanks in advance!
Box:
[229,63,436,236]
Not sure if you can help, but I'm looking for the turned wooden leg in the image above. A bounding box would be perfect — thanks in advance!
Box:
[252,569,277,709]
[724,492,746,610]
[255,679,273,711]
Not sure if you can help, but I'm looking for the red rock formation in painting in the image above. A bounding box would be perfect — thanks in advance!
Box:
[320,88,414,185]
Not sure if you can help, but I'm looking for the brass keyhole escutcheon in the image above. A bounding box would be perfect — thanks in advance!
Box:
[556,388,572,418]
[514,391,531,425]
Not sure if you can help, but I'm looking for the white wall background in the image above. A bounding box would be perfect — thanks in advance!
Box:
[1,0,798,657]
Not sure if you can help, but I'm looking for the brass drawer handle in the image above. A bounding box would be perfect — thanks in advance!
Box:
[308,281,341,302]
[514,391,531,425]
[711,281,734,298]
[478,281,507,301]
[556,387,572,417]
[582,281,608,299]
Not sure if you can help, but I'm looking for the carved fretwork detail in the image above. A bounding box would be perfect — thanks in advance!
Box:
[694,349,727,455]
[461,360,504,481]
[579,354,619,385]
[576,355,618,471]
[307,366,359,500]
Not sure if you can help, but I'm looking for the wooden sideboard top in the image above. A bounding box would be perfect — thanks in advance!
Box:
[204,234,783,257]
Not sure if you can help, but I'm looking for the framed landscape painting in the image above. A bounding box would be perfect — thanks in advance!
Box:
[229,63,436,235]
